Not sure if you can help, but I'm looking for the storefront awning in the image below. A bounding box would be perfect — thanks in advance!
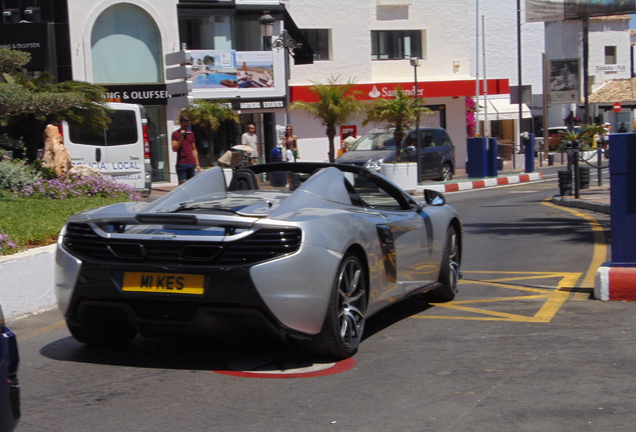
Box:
[478,97,532,122]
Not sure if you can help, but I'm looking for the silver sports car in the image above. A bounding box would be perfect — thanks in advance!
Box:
[55,162,462,359]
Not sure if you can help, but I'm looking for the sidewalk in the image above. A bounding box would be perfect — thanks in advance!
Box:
[551,184,610,214]
[425,165,611,215]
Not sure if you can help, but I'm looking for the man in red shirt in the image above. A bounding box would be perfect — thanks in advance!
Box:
[171,115,201,184]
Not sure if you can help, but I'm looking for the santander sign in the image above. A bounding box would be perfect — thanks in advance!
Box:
[367,85,424,99]
[290,79,510,103]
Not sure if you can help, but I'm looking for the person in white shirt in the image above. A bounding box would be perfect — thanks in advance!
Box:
[240,123,259,162]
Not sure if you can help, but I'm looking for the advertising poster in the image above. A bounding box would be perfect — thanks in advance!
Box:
[190,50,275,90]
[526,0,566,23]
[235,51,275,89]
[190,50,237,89]
[549,58,580,103]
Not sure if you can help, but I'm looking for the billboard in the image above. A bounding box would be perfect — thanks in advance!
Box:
[187,49,286,100]
[549,58,580,103]
[526,0,636,22]
[526,0,566,23]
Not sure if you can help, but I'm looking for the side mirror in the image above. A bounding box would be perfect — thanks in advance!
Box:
[424,189,445,206]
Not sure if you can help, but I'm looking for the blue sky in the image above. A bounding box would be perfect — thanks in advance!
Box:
[631,14,636,29]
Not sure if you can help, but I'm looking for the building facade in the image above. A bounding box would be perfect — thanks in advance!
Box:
[285,0,513,167]
[545,15,633,131]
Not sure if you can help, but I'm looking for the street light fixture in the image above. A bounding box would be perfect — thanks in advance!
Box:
[259,12,274,37]
[259,11,302,52]
[410,57,421,182]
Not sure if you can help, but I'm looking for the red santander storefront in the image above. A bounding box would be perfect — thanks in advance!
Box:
[288,78,510,167]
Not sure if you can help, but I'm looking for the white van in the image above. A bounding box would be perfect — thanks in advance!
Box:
[60,102,152,197]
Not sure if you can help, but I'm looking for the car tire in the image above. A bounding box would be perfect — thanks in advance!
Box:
[67,320,137,346]
[428,225,460,303]
[438,163,453,181]
[305,254,368,360]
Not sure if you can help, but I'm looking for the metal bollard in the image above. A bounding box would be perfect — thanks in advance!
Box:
[558,170,572,196]
[579,166,590,189]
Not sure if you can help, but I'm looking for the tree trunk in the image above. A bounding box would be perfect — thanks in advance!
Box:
[394,129,405,162]
[327,125,336,163]
[202,129,214,166]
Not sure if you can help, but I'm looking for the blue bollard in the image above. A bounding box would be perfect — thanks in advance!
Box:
[608,134,636,263]
[524,133,535,173]
[467,137,488,178]
[487,137,499,177]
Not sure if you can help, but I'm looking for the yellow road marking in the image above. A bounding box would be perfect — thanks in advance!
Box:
[412,201,608,323]
[18,320,66,340]
[413,271,579,323]
[542,200,608,288]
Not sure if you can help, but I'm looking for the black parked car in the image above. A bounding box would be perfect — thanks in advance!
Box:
[336,127,455,181]
[0,305,20,432]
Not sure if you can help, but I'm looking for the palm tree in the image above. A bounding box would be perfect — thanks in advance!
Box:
[557,124,606,151]
[289,76,362,162]
[363,87,431,162]
[180,100,240,161]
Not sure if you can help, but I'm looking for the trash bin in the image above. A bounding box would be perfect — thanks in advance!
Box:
[558,170,572,196]
[548,154,554,166]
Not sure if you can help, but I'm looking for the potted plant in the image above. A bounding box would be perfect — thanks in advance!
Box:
[362,87,431,191]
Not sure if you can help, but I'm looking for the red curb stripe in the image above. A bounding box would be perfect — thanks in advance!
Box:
[214,357,357,379]
[497,177,509,185]
[445,183,460,192]
[473,180,485,189]
[519,174,530,182]
[609,267,636,301]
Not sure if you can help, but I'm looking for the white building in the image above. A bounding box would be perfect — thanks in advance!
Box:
[286,0,513,168]
[544,15,633,130]
[287,1,634,165]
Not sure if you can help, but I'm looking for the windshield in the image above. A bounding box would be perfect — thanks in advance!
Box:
[349,131,396,150]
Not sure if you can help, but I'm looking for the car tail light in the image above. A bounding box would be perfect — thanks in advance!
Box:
[142,123,151,159]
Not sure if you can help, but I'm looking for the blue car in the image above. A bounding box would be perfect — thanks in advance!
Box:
[0,305,20,432]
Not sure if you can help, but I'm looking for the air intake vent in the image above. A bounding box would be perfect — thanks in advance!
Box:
[62,223,301,266]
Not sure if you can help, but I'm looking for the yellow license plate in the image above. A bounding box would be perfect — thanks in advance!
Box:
[122,272,205,295]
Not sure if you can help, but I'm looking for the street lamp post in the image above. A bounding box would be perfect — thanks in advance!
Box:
[259,11,302,52]
[410,57,421,182]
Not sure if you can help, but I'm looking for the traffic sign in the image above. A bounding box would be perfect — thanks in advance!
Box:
[613,102,622,113]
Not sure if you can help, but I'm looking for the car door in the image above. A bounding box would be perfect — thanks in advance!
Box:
[354,173,436,290]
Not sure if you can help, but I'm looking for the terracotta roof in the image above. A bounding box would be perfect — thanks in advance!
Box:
[587,78,636,104]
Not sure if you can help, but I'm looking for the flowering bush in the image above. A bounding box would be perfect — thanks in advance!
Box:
[0,230,19,255]
[14,174,141,201]
[466,97,477,137]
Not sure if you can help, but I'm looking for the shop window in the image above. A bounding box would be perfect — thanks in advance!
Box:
[605,46,617,64]
[371,30,422,60]
[300,29,330,61]
[178,11,263,51]
[91,4,162,84]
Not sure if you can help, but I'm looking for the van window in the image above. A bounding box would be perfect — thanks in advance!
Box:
[68,111,138,146]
